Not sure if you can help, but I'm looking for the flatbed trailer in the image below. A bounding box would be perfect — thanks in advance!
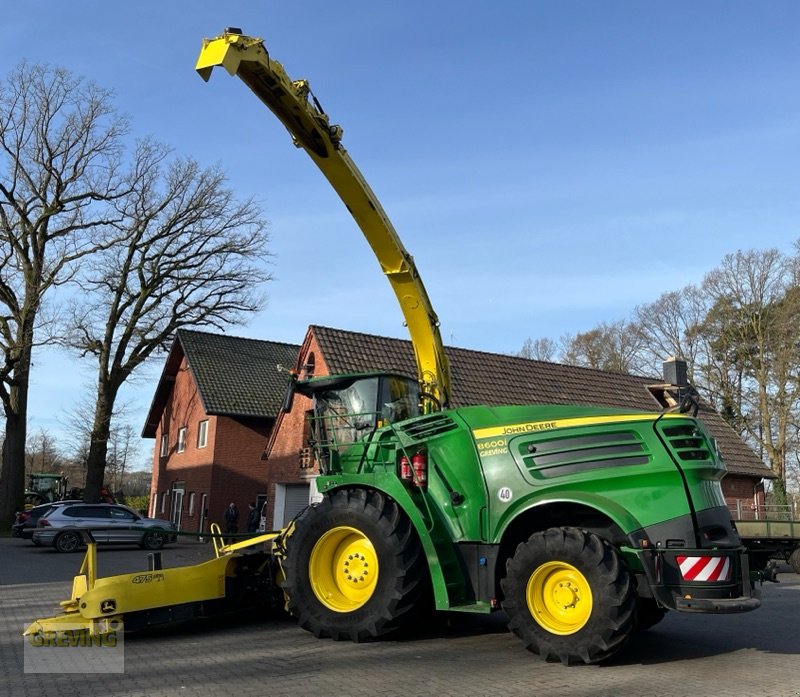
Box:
[734,518,800,575]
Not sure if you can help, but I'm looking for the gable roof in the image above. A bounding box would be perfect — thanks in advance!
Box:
[142,329,299,437]
[311,325,771,479]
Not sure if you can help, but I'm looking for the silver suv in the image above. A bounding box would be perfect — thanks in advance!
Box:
[33,503,178,553]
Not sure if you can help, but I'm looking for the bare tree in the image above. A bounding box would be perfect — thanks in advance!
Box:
[517,336,558,362]
[698,248,800,498]
[561,320,645,374]
[105,422,138,496]
[66,139,271,501]
[633,285,709,381]
[25,427,60,478]
[0,63,127,522]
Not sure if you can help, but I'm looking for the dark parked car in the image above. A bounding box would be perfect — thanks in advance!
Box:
[33,503,178,553]
[12,501,82,543]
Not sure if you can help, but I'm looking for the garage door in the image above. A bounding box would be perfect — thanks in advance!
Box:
[278,484,310,526]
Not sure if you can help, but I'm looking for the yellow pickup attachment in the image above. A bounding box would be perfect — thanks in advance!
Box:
[25,524,284,637]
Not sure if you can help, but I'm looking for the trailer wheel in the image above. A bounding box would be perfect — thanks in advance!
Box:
[501,527,636,665]
[790,547,800,575]
[282,488,428,641]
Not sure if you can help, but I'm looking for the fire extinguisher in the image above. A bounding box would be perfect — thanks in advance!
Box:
[399,455,412,483]
[412,452,427,488]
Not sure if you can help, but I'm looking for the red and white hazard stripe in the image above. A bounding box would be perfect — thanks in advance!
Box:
[676,555,731,582]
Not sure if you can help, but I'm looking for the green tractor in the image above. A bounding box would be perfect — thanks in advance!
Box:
[24,473,69,508]
[279,371,758,664]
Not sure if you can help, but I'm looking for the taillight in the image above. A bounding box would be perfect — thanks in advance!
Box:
[38,519,51,527]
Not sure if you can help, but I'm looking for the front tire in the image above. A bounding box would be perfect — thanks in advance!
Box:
[141,532,166,550]
[282,488,428,641]
[501,527,636,665]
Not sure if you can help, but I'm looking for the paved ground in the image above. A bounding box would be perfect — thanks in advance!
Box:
[2,536,799,697]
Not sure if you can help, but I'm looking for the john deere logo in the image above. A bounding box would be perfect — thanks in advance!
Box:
[100,599,116,614]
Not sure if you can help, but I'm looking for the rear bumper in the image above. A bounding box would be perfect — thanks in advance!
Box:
[674,594,760,613]
[32,530,57,545]
[635,545,760,614]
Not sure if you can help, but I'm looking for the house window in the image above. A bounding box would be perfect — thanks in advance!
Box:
[160,433,169,457]
[197,420,208,448]
[188,492,196,516]
[160,492,168,514]
[304,352,316,378]
[177,427,187,453]
[150,493,157,517]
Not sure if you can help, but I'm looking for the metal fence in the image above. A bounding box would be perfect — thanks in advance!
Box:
[728,501,799,521]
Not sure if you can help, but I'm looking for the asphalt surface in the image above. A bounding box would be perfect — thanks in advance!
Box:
[2,536,800,697]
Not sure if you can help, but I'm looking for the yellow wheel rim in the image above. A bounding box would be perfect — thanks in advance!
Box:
[309,526,379,612]
[527,561,593,635]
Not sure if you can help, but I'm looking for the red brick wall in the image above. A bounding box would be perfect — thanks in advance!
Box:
[722,474,765,515]
[261,332,329,525]
[149,358,216,526]
[209,416,271,527]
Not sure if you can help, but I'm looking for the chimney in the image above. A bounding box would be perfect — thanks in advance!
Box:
[663,356,688,387]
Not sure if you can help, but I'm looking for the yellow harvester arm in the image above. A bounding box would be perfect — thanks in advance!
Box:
[196,29,452,408]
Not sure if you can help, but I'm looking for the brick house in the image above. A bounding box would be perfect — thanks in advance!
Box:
[143,329,298,533]
[145,325,772,531]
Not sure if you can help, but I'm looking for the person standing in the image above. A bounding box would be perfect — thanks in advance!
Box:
[246,502,259,533]
[224,502,239,542]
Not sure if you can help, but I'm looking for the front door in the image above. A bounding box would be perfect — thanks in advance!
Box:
[198,493,208,536]
[170,485,184,530]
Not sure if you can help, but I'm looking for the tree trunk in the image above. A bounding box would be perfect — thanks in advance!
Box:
[0,408,27,525]
[0,346,32,525]
[84,379,116,503]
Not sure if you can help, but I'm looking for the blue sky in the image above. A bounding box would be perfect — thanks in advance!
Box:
[3,2,799,464]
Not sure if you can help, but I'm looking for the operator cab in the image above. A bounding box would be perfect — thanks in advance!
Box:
[290,372,420,470]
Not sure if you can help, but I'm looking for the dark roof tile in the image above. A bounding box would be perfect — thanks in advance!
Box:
[178,329,299,418]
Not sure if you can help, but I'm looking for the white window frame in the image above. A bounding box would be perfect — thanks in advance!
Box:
[160,433,169,457]
[197,420,209,449]
[177,427,187,453]
[188,492,196,516]
[160,492,168,514]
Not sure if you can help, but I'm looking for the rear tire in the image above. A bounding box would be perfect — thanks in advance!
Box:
[501,527,636,665]
[54,531,82,553]
[282,488,428,641]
